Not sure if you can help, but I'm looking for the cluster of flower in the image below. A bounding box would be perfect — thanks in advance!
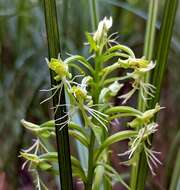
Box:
[20,17,162,189]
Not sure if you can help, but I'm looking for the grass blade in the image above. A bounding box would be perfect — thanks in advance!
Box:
[152,0,178,104]
[166,129,180,189]
[169,149,180,190]
[89,0,99,31]
[43,0,73,189]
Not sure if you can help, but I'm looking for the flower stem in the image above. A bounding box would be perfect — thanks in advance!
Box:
[85,1,99,190]
[85,132,95,190]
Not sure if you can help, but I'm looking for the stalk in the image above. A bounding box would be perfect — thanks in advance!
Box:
[138,0,158,111]
[131,0,178,189]
[166,130,180,189]
[169,149,180,190]
[151,0,178,105]
[130,1,158,189]
[43,0,73,189]
[85,132,96,190]
[89,0,99,31]
[85,1,99,189]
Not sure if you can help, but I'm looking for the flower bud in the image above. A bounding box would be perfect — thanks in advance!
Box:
[93,17,112,44]
[47,58,71,79]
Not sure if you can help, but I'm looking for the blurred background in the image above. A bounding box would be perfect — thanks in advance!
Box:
[0,0,179,189]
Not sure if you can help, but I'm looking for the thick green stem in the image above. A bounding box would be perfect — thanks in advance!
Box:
[43,0,73,189]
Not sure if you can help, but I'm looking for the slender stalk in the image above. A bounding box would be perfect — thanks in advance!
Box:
[166,130,180,189]
[130,1,158,189]
[89,0,99,31]
[151,0,178,105]
[85,132,96,190]
[43,0,73,189]
[138,0,158,111]
[169,149,180,190]
[85,2,99,189]
[61,0,69,53]
[131,0,178,189]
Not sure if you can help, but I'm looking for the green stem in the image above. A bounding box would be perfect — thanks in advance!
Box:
[85,1,99,190]
[151,0,178,105]
[169,149,180,190]
[43,0,73,189]
[85,132,96,190]
[138,0,158,111]
[89,0,99,31]
[131,1,158,189]
[85,66,100,190]
[166,129,180,188]
[131,0,178,189]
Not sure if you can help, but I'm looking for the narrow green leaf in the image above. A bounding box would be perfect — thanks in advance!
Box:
[68,122,88,138]
[40,120,55,128]
[95,130,137,160]
[106,44,135,58]
[85,32,98,53]
[40,153,87,182]
[106,106,143,120]
[93,165,105,190]
[166,130,180,188]
[88,0,99,31]
[99,162,130,190]
[39,152,58,162]
[91,125,103,145]
[43,0,73,189]
[105,106,142,117]
[71,156,87,183]
[69,130,89,148]
[169,149,180,190]
[151,0,178,105]
[38,162,52,171]
[64,55,94,74]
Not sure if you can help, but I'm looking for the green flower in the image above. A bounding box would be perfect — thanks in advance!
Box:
[118,57,155,72]
[71,86,87,101]
[119,123,161,175]
[118,59,156,104]
[93,16,112,43]
[47,58,71,80]
[128,103,162,128]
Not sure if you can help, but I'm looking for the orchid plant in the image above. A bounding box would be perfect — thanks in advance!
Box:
[20,17,162,189]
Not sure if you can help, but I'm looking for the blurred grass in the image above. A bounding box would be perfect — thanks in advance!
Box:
[0,0,179,189]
